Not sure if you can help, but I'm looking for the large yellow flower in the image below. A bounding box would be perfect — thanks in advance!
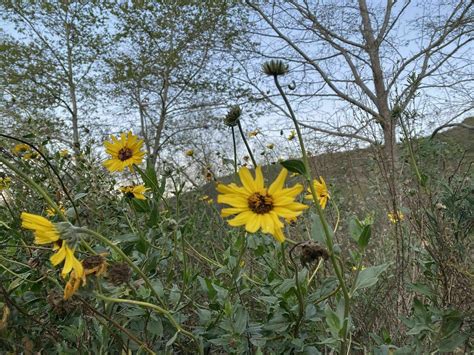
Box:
[21,212,83,279]
[103,131,145,172]
[120,184,149,200]
[217,166,308,243]
[305,177,330,209]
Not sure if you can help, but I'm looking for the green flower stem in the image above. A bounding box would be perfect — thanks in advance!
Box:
[0,155,66,221]
[231,126,238,176]
[289,242,306,337]
[77,227,165,307]
[94,293,201,353]
[237,121,257,168]
[273,75,351,353]
[399,118,426,189]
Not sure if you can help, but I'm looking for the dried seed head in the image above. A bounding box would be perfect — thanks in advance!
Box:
[224,105,242,127]
[299,241,329,267]
[262,60,289,76]
[107,263,131,286]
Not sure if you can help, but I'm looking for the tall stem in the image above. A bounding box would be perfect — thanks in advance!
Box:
[273,75,351,352]
[237,121,257,168]
[231,126,238,175]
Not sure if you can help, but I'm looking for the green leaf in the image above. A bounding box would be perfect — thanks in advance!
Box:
[357,225,371,249]
[280,159,307,176]
[325,307,342,338]
[353,263,390,293]
[438,333,467,352]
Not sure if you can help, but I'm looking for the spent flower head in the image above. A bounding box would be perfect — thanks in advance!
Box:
[224,105,242,127]
[262,60,289,76]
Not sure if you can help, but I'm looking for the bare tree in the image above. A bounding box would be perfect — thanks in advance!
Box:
[245,0,473,171]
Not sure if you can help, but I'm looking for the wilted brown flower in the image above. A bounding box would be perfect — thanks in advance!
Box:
[107,263,132,286]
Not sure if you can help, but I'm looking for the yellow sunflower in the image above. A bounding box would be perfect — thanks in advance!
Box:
[388,211,404,224]
[0,177,11,191]
[103,131,145,172]
[12,143,30,155]
[20,212,83,279]
[305,177,330,209]
[119,185,149,200]
[217,166,308,243]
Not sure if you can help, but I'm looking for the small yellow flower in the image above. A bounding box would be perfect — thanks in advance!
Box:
[352,265,367,271]
[21,212,83,279]
[305,177,330,209]
[217,166,308,243]
[120,185,149,200]
[46,205,66,217]
[200,195,213,204]
[388,211,404,224]
[248,130,260,137]
[103,131,145,172]
[59,149,70,158]
[287,130,296,141]
[12,144,30,155]
[0,177,11,191]
[185,149,194,157]
[266,143,274,149]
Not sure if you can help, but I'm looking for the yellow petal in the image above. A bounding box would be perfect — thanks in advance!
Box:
[239,167,257,193]
[245,214,261,233]
[217,195,249,208]
[228,211,254,227]
[268,168,288,195]
[50,243,67,266]
[254,166,264,190]
[221,207,247,217]
[272,227,285,243]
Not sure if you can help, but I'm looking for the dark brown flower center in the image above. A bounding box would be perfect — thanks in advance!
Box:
[118,147,133,161]
[248,192,273,214]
